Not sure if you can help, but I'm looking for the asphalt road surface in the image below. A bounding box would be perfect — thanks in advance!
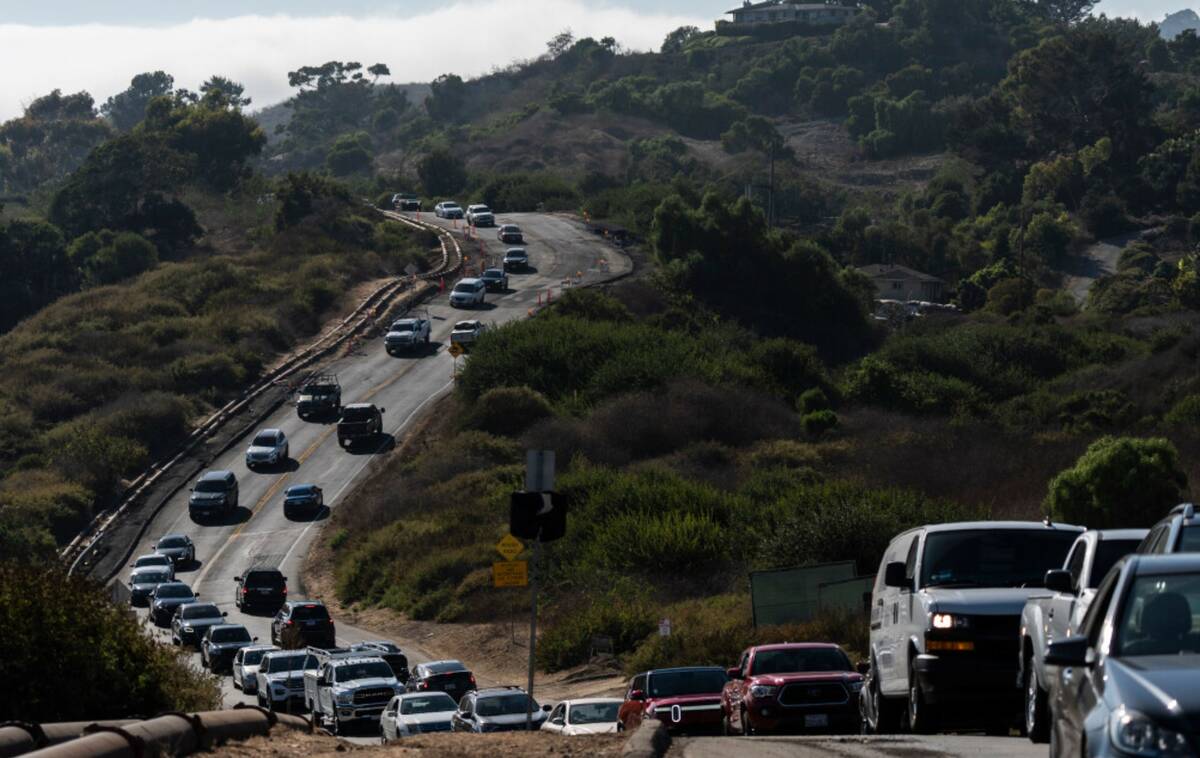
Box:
[672,734,1043,758]
[121,212,630,740]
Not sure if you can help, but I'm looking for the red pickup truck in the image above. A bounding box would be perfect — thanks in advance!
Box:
[722,643,863,735]
[618,666,728,734]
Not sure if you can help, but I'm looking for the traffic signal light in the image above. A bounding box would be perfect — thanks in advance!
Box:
[510,491,568,542]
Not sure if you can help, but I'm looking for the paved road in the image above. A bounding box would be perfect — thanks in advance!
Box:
[672,734,1042,758]
[122,212,630,738]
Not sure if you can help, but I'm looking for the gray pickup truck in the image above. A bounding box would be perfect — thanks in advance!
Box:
[304,647,404,734]
[296,373,341,419]
[1017,527,1146,743]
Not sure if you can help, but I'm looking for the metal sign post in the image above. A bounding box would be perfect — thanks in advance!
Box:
[526,532,541,731]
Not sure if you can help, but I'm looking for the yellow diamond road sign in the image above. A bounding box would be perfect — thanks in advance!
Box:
[496,534,524,561]
[448,342,465,358]
[493,560,528,588]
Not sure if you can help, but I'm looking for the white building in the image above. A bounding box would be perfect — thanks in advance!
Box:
[726,1,858,27]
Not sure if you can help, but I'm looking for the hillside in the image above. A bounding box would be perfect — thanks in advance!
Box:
[1160,9,1200,38]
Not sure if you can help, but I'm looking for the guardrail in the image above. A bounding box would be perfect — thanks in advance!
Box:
[62,210,463,579]
[1,707,309,758]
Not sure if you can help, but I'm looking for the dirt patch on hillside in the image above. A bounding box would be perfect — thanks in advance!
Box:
[214,729,624,756]
[779,118,946,192]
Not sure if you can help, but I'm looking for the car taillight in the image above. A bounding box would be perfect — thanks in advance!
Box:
[286,620,294,626]
[242,588,248,594]
[282,587,287,595]
[329,619,335,626]
[469,674,476,684]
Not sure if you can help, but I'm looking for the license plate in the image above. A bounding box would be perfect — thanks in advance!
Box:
[804,714,828,728]
[258,589,272,594]
[304,620,318,627]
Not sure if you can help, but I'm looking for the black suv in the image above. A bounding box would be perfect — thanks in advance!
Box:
[271,600,336,648]
[235,568,287,611]
[407,660,476,700]
[337,404,385,448]
[1139,503,1200,555]
[451,686,549,732]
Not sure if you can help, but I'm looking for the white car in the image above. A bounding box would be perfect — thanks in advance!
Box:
[232,644,279,694]
[245,428,289,469]
[450,320,486,346]
[542,698,622,735]
[465,204,494,227]
[380,692,458,741]
[449,278,486,308]
[434,201,464,219]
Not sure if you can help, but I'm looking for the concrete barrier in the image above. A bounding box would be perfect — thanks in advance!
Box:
[622,721,671,758]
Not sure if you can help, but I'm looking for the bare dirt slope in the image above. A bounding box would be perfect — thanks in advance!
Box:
[1062,232,1140,305]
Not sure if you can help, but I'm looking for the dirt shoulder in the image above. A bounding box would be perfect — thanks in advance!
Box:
[214,728,625,757]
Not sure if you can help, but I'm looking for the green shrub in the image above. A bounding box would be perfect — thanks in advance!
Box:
[537,588,657,672]
[1165,394,1200,426]
[580,509,730,574]
[802,409,838,438]
[0,563,219,721]
[1045,436,1188,528]
[465,387,554,437]
[798,387,831,414]
[329,528,350,550]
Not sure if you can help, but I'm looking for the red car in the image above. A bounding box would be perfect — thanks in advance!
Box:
[618,666,728,734]
[722,643,863,735]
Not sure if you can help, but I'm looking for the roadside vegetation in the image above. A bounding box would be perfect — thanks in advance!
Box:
[0,562,219,721]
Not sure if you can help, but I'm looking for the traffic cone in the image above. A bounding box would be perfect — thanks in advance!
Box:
[439,277,445,292]
[547,289,553,303]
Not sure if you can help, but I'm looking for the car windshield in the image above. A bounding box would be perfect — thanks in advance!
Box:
[137,571,170,583]
[340,407,374,422]
[1090,539,1143,589]
[391,322,415,332]
[919,529,1078,588]
[212,627,251,643]
[252,432,277,446]
[182,604,220,619]
[158,537,187,548]
[452,282,475,293]
[195,479,227,493]
[751,648,851,675]
[286,486,316,498]
[264,654,315,673]
[401,694,456,715]
[476,693,535,716]
[136,555,169,566]
[291,604,330,620]
[453,322,476,330]
[306,385,335,396]
[336,662,393,681]
[571,702,620,724]
[155,585,191,598]
[243,649,269,666]
[506,251,525,257]
[483,270,501,278]
[1116,573,1200,656]
[647,669,727,697]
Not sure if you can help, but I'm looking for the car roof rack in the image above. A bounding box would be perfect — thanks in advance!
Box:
[1173,502,1197,519]
[301,371,339,386]
[306,646,385,661]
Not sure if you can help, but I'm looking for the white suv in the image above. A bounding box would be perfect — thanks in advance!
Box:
[861,520,1081,735]
[466,204,494,227]
[449,278,486,308]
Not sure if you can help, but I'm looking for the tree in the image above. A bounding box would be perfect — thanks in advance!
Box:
[661,25,701,54]
[367,63,391,83]
[1045,437,1188,528]
[199,76,251,110]
[418,147,467,196]
[325,132,373,175]
[68,229,158,286]
[425,74,467,122]
[1037,0,1096,25]
[546,29,576,59]
[101,71,175,131]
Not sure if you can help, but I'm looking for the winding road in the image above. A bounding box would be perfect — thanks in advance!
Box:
[119,212,630,733]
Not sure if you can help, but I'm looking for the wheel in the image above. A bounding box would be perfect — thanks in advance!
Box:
[722,710,732,736]
[1024,663,1050,743]
[905,660,938,734]
[868,661,903,734]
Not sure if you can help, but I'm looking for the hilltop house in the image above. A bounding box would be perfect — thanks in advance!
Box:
[858,264,945,302]
[725,1,858,27]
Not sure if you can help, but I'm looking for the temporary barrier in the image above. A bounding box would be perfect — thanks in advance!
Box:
[749,561,856,626]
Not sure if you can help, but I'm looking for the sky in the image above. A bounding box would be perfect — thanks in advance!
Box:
[0,1,1188,121]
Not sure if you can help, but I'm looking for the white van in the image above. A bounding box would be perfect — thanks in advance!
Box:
[861,520,1081,735]
[449,278,486,308]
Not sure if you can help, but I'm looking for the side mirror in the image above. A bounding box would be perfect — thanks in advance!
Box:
[234,576,242,582]
[726,667,741,680]
[379,408,386,414]
[856,661,870,675]
[630,689,646,702]
[252,636,259,642]
[1044,569,1075,594]
[222,611,228,617]
[542,704,552,712]
[194,592,200,597]
[1044,635,1091,667]
[884,561,909,589]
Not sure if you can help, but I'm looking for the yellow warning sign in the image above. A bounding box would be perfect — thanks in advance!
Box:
[496,533,525,561]
[493,560,528,587]
[448,342,465,358]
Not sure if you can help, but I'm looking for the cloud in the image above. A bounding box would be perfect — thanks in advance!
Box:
[0,0,708,120]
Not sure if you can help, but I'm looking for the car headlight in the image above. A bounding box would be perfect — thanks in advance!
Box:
[931,613,968,630]
[336,691,354,705]
[183,626,194,632]
[749,684,778,699]
[1110,709,1192,757]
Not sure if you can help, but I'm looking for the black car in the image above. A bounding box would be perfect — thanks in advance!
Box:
[235,568,287,611]
[336,404,385,449]
[1138,502,1200,555]
[171,602,228,647]
[350,641,410,683]
[1046,553,1200,757]
[200,624,257,672]
[479,268,509,292]
[283,484,323,518]
[154,534,196,566]
[452,686,549,732]
[150,581,198,626]
[407,660,476,700]
[502,249,528,272]
[271,600,336,648]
